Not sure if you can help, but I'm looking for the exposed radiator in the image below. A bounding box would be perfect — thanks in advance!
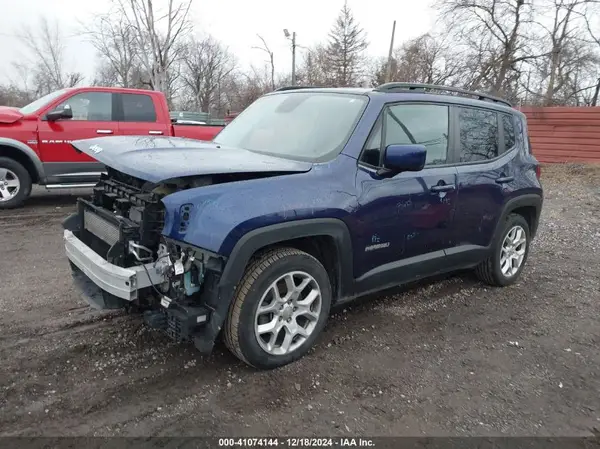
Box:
[83,209,120,246]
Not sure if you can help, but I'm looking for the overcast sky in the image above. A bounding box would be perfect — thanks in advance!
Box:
[0,0,436,86]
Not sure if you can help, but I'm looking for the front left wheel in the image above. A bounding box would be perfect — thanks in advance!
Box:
[224,247,332,369]
[0,157,32,209]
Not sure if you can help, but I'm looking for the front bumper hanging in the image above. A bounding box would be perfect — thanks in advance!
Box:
[64,229,166,308]
[64,230,213,348]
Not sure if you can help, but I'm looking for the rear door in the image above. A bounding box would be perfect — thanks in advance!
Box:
[116,93,170,137]
[37,91,116,183]
[448,106,519,264]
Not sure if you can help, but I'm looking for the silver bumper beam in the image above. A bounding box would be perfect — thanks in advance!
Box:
[64,229,165,302]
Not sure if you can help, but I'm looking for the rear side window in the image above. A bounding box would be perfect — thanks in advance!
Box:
[502,114,516,152]
[458,107,499,162]
[121,94,157,122]
[360,103,449,166]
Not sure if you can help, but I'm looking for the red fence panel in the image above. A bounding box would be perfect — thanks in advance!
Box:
[519,107,600,163]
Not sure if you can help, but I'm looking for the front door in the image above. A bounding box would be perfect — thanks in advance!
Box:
[38,91,116,183]
[353,102,458,290]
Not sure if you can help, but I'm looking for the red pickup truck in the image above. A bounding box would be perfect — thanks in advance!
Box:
[0,87,224,209]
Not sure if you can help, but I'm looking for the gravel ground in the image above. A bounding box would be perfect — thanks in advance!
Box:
[0,167,599,437]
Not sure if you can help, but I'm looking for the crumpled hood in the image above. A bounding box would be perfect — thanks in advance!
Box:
[71,135,313,183]
[0,106,24,124]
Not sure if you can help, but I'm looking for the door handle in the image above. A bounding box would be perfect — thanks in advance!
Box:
[96,129,113,134]
[430,184,456,193]
[149,130,164,135]
[495,176,514,184]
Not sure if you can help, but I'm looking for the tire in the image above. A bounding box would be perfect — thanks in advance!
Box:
[0,157,32,209]
[475,213,531,286]
[224,247,332,369]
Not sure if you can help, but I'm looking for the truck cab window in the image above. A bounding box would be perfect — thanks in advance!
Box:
[53,92,113,121]
[121,94,157,122]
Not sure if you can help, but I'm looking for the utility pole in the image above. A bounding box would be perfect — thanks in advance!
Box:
[292,31,296,86]
[385,20,396,83]
[524,69,531,106]
[284,29,297,85]
[592,78,600,107]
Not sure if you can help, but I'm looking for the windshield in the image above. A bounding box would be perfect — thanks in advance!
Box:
[19,89,70,115]
[214,92,368,162]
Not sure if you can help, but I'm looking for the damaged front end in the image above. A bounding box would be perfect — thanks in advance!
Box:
[63,168,227,353]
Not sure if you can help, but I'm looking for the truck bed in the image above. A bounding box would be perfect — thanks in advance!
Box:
[172,124,223,141]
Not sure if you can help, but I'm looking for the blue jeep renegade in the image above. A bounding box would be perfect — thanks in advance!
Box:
[63,83,543,369]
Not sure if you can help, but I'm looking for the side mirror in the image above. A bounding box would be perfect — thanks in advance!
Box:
[46,105,73,121]
[378,144,427,177]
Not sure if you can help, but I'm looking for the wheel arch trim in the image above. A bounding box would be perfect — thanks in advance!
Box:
[0,138,45,181]
[196,218,354,352]
[495,193,543,241]
[221,218,354,301]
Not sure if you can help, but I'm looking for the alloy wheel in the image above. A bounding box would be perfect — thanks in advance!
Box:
[254,271,322,356]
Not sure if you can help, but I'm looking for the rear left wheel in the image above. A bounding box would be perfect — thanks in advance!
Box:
[475,213,530,286]
[224,247,332,369]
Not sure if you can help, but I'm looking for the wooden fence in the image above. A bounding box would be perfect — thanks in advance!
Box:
[520,107,600,164]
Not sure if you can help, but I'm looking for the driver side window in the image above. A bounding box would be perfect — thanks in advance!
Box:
[359,103,449,167]
[52,92,113,121]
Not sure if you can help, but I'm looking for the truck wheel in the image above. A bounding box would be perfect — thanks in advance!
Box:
[224,247,332,369]
[0,157,32,209]
[475,213,530,286]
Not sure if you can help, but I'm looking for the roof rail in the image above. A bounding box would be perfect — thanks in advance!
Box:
[374,82,512,107]
[274,85,321,92]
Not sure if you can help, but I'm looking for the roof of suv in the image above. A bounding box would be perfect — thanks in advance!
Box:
[269,83,518,115]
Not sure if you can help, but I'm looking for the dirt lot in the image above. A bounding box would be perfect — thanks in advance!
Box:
[1,166,600,437]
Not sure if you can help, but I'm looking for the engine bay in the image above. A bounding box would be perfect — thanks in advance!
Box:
[75,167,227,340]
[70,165,299,344]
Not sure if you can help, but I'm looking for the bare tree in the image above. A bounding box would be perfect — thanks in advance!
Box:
[577,0,600,105]
[19,17,83,95]
[252,35,275,91]
[9,63,36,97]
[296,45,331,86]
[113,0,193,94]
[223,68,267,111]
[435,0,542,97]
[93,60,152,90]
[370,33,463,86]
[325,1,369,86]
[0,84,35,108]
[86,13,139,88]
[180,35,236,113]
[220,64,294,113]
[532,0,596,105]
[93,61,122,87]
